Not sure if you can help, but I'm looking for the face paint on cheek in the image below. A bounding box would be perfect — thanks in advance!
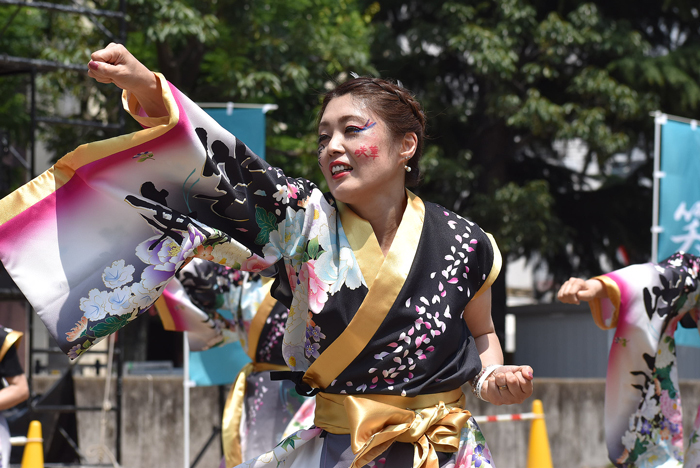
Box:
[352,120,380,160]
[354,144,380,160]
[317,144,326,167]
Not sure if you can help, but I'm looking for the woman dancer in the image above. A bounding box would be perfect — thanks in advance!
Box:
[0,42,534,467]
[156,259,305,466]
[558,252,700,467]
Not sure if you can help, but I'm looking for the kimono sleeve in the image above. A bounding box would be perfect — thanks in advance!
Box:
[0,73,320,356]
[153,259,250,351]
[589,252,700,331]
[471,230,502,301]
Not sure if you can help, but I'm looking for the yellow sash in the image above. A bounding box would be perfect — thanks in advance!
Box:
[314,388,470,468]
[0,330,22,362]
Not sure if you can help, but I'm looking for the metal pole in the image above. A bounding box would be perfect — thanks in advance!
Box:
[115,2,126,461]
[25,301,33,396]
[27,66,37,397]
[115,334,123,463]
[119,0,126,44]
[30,66,36,179]
[651,111,666,262]
[184,332,190,468]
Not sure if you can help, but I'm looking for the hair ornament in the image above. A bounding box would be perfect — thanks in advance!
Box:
[349,71,360,79]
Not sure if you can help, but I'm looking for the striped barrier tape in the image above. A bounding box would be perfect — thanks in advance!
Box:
[10,436,43,446]
[473,412,543,423]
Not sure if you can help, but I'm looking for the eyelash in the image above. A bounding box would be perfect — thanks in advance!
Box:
[318,126,364,144]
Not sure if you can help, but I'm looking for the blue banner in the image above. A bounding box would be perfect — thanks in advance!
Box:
[203,107,268,160]
[659,118,700,347]
[189,301,250,386]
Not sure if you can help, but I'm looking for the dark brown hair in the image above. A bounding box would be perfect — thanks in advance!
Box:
[319,76,426,187]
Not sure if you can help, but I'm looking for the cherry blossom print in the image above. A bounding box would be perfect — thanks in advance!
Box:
[193,244,215,261]
[304,339,321,359]
[286,263,299,293]
[272,182,299,204]
[304,316,327,360]
[299,260,329,313]
[257,309,287,364]
[349,207,491,393]
[239,253,277,273]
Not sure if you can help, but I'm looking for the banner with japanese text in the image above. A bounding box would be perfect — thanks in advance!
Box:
[658,118,700,347]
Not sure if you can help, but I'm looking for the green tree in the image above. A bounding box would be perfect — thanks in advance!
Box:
[0,2,131,196]
[364,0,700,289]
[125,0,376,185]
[1,0,375,187]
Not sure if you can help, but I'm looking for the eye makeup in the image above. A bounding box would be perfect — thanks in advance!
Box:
[350,119,376,133]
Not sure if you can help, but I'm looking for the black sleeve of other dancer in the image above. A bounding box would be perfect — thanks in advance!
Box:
[0,346,24,379]
[680,313,698,329]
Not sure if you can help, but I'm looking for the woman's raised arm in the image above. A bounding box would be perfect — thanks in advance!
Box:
[88,43,168,118]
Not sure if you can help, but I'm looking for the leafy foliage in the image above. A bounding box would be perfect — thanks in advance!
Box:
[363,0,700,292]
[4,0,700,301]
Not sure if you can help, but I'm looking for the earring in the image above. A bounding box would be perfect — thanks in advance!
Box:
[404,165,412,172]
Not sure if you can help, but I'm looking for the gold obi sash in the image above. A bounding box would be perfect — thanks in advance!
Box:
[314,388,470,468]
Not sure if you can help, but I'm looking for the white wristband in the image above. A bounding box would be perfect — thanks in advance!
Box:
[475,364,502,401]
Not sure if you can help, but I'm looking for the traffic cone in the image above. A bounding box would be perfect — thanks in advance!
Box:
[21,420,43,468]
[526,399,553,468]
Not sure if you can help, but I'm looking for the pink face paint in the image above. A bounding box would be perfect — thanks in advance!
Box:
[354,144,381,159]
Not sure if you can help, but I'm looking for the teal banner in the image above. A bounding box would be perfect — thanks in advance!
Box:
[203,107,268,160]
[659,118,700,347]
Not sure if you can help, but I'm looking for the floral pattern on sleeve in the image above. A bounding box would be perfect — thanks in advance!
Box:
[600,252,700,467]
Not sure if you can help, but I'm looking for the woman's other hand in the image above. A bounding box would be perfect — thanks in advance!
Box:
[480,365,534,405]
[557,278,606,305]
[87,43,167,117]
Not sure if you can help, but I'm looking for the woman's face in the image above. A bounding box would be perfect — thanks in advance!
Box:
[317,94,405,206]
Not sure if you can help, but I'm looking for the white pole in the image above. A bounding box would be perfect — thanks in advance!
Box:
[651,111,667,262]
[183,331,190,468]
